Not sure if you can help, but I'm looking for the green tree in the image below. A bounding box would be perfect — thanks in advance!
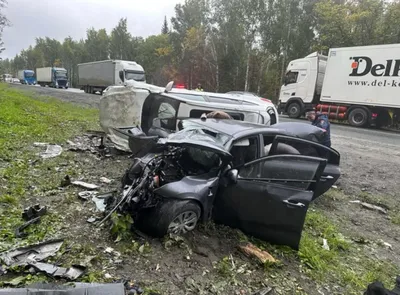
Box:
[109,18,132,60]
[85,28,109,61]
[161,16,169,34]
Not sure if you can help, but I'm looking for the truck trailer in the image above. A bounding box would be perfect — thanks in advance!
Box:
[18,70,36,85]
[36,67,68,89]
[78,60,145,95]
[278,44,400,128]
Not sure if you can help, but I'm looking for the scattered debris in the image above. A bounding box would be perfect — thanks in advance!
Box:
[72,181,99,190]
[15,216,41,238]
[322,238,330,251]
[364,276,400,295]
[251,287,273,295]
[0,283,126,294]
[0,239,64,267]
[87,217,97,223]
[238,243,276,264]
[378,239,393,250]
[22,204,47,221]
[35,143,63,159]
[100,177,112,184]
[104,247,121,257]
[61,175,72,187]
[104,273,113,279]
[125,282,146,295]
[350,200,388,214]
[28,262,86,280]
[78,191,98,201]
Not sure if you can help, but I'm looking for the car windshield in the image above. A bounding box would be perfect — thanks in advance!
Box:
[169,120,233,147]
[125,71,146,81]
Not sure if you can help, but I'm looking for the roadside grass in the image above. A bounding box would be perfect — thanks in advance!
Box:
[0,83,99,285]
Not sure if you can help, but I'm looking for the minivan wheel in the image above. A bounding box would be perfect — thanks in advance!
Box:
[287,102,302,118]
[348,108,369,127]
[137,200,201,237]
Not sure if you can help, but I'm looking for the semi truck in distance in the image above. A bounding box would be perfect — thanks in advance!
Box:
[278,44,400,128]
[18,70,36,85]
[36,67,69,89]
[78,60,145,95]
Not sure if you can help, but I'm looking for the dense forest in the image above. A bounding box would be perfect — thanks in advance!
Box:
[1,0,400,100]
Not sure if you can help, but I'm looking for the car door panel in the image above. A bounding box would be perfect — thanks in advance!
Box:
[214,155,327,250]
[269,135,340,198]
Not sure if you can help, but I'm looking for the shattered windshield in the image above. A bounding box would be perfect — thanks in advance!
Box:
[170,121,232,147]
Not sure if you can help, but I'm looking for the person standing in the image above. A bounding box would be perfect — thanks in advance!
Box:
[306,111,331,147]
[195,83,204,91]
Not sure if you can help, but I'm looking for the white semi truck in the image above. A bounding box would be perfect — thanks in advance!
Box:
[278,44,400,128]
[78,60,145,95]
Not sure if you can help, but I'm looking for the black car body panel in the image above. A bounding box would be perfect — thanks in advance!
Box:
[119,119,340,249]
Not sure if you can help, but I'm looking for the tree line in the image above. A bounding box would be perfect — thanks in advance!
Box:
[1,0,400,101]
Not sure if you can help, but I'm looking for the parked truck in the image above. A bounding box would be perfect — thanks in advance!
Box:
[278,44,400,128]
[78,60,145,95]
[18,70,36,85]
[36,67,69,89]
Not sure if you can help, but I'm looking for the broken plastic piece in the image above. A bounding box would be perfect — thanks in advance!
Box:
[0,282,125,294]
[38,144,63,159]
[100,177,112,184]
[322,238,330,251]
[0,239,64,267]
[28,262,86,280]
[15,217,41,238]
[72,181,99,190]
[350,200,388,214]
[78,191,98,201]
[22,204,47,221]
[87,217,97,223]
[238,243,276,264]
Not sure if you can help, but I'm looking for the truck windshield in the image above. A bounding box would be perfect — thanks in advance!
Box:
[25,72,35,78]
[125,71,145,82]
[56,71,67,79]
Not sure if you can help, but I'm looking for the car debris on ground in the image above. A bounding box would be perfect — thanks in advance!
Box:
[15,217,41,238]
[238,243,276,264]
[22,204,47,220]
[349,200,388,214]
[0,282,126,295]
[34,143,63,159]
[364,276,400,295]
[72,181,99,190]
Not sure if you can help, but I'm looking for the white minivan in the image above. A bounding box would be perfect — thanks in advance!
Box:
[100,81,279,151]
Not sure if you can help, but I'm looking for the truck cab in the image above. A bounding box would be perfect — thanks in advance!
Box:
[278,52,327,118]
[52,67,68,89]
[19,70,36,85]
[117,61,146,84]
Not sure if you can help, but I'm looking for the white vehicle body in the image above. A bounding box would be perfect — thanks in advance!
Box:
[3,74,12,83]
[78,60,145,95]
[100,81,275,151]
[278,44,400,127]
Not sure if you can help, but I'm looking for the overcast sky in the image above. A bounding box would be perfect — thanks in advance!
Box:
[2,0,184,59]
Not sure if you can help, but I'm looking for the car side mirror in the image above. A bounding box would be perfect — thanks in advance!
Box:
[227,169,238,184]
[119,71,125,82]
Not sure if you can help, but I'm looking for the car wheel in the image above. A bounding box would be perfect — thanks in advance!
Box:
[348,108,369,127]
[287,102,302,118]
[137,200,201,237]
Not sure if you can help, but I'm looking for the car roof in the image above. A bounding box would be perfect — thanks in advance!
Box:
[185,118,280,139]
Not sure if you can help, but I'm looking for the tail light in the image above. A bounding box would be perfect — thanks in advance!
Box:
[372,113,378,118]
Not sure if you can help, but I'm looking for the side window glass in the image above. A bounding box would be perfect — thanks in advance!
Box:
[158,102,178,130]
[285,71,299,85]
[239,156,321,190]
[230,137,259,167]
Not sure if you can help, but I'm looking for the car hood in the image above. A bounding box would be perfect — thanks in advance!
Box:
[158,136,232,161]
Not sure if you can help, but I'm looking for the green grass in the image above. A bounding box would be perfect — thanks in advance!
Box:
[0,83,98,284]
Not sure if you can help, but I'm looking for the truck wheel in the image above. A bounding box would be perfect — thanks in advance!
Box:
[287,102,302,118]
[348,108,369,127]
[136,200,201,237]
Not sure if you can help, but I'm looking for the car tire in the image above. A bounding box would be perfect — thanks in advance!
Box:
[137,200,201,237]
[348,108,369,127]
[287,102,302,118]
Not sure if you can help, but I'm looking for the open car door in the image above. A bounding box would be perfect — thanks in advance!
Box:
[269,135,340,199]
[214,155,327,249]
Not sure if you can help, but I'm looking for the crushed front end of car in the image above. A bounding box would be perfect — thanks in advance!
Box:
[101,127,232,237]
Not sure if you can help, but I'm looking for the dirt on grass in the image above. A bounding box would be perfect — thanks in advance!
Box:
[1,83,400,295]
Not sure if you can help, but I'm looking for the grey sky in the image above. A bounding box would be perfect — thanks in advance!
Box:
[2,0,184,59]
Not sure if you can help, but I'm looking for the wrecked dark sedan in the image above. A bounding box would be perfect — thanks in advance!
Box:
[116,119,340,249]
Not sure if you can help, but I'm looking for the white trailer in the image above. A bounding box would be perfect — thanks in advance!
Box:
[279,44,400,127]
[78,60,145,95]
